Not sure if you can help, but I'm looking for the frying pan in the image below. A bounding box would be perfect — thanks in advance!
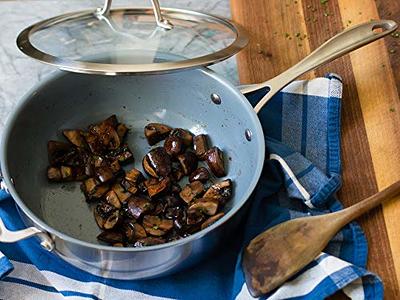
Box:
[0,19,397,279]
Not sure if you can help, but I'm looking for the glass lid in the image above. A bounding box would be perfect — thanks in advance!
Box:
[16,0,248,75]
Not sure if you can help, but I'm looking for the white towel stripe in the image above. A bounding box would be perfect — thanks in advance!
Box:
[269,154,314,208]
[268,254,353,299]
[342,278,365,300]
[0,281,67,300]
[8,260,170,300]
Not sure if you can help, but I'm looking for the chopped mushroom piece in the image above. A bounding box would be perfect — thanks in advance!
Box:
[109,160,121,174]
[121,179,139,195]
[143,215,173,236]
[112,183,131,203]
[125,196,154,219]
[91,183,110,199]
[95,166,114,183]
[125,168,144,183]
[188,198,219,216]
[47,166,61,182]
[171,164,185,182]
[116,123,129,141]
[201,212,224,230]
[179,181,204,204]
[60,166,73,181]
[89,119,120,150]
[203,179,232,204]
[105,190,121,209]
[189,167,210,183]
[100,115,118,128]
[177,151,198,175]
[205,147,226,177]
[103,210,120,230]
[144,123,172,145]
[123,221,147,242]
[97,230,124,244]
[108,144,134,164]
[193,134,209,159]
[47,141,76,166]
[164,136,183,157]
[134,237,166,247]
[142,147,172,178]
[144,177,171,198]
[170,128,193,147]
[94,202,116,229]
[186,210,205,225]
[62,129,86,148]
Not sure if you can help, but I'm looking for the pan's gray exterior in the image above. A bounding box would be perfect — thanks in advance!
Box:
[0,68,265,279]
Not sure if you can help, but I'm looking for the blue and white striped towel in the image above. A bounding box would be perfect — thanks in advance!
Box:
[0,74,383,299]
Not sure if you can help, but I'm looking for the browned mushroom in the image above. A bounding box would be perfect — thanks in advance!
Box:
[201,212,224,230]
[164,136,183,157]
[142,147,172,178]
[62,129,86,148]
[97,230,124,244]
[177,151,198,175]
[105,190,121,209]
[205,147,226,177]
[47,141,77,165]
[47,166,61,182]
[134,237,166,247]
[188,198,219,216]
[193,134,209,159]
[103,210,120,230]
[186,210,205,225]
[125,168,144,183]
[112,183,131,203]
[95,166,114,183]
[122,169,144,194]
[144,177,171,198]
[94,202,116,229]
[203,179,232,204]
[60,166,74,181]
[189,167,210,183]
[170,128,193,147]
[143,215,173,236]
[107,144,134,165]
[109,160,121,174]
[171,183,182,194]
[171,164,185,182]
[101,115,118,128]
[121,179,139,195]
[125,196,154,219]
[82,178,109,201]
[89,119,120,150]
[123,221,147,242]
[144,123,172,145]
[179,181,204,204]
[116,123,128,141]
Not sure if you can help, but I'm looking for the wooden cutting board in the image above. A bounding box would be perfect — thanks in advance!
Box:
[231,0,400,298]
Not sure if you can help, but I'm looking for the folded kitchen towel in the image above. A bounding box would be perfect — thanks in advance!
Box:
[0,74,383,300]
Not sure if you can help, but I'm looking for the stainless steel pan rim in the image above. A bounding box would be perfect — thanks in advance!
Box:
[0,68,266,253]
[16,7,249,75]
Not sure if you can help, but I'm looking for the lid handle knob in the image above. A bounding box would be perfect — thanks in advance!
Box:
[96,0,173,30]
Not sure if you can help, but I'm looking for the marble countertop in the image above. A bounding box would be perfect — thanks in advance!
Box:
[0,0,237,137]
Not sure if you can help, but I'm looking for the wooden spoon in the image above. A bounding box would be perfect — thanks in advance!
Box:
[242,181,400,297]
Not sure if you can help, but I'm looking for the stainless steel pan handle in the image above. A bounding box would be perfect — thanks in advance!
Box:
[241,20,398,113]
[96,0,173,30]
[0,171,54,251]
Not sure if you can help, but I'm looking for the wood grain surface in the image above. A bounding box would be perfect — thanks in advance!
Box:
[230,0,400,298]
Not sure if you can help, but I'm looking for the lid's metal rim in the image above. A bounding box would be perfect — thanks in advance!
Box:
[16,7,249,75]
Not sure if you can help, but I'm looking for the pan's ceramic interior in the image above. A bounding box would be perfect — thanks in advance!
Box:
[1,68,264,246]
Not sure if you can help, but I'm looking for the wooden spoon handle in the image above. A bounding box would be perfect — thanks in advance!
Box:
[334,181,400,227]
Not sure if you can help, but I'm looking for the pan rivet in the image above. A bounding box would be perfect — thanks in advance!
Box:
[245,129,252,141]
[211,93,221,105]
